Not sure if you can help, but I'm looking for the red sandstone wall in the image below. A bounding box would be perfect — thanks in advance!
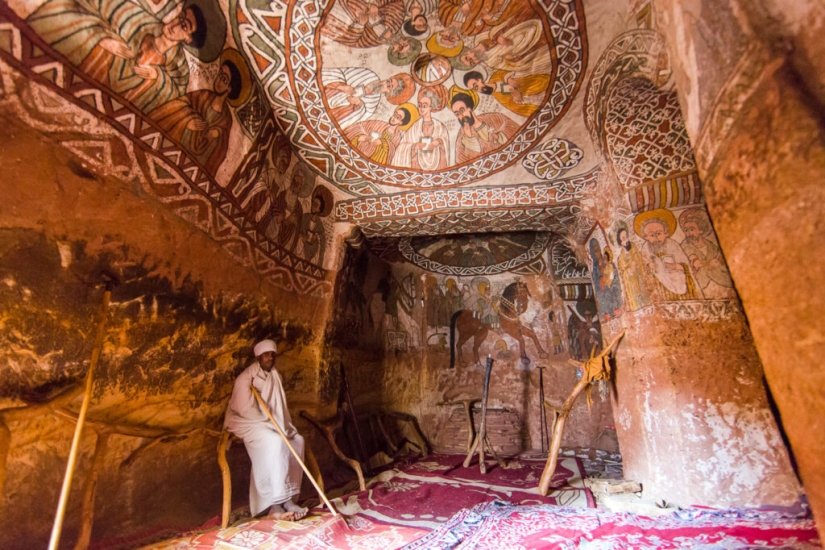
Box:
[0,119,333,548]
[654,0,825,535]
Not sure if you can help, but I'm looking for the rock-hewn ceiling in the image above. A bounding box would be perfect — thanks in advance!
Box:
[0,0,643,292]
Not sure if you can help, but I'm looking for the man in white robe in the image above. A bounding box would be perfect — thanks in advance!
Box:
[322,67,382,128]
[224,339,308,519]
[395,89,450,169]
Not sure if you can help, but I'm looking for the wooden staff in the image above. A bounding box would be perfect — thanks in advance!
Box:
[463,355,504,473]
[250,386,340,516]
[537,366,548,453]
[537,330,625,495]
[340,362,370,474]
[49,274,116,550]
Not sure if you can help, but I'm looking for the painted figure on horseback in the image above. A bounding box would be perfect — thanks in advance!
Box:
[450,280,549,368]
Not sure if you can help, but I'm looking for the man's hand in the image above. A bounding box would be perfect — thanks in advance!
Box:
[99,37,134,59]
[134,64,158,80]
[187,117,208,131]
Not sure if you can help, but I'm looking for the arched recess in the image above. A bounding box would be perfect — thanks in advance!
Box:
[583,30,671,167]
[603,78,696,193]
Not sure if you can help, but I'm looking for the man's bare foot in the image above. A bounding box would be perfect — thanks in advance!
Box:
[265,503,296,521]
[282,499,309,520]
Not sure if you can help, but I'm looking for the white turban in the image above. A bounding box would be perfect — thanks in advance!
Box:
[253,339,277,357]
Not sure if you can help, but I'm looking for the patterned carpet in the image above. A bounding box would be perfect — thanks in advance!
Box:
[136,454,820,550]
[403,500,821,549]
[137,453,590,549]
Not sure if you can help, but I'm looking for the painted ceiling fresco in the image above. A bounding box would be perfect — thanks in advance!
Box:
[0,0,636,294]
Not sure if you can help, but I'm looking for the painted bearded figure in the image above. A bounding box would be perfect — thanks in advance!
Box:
[678,208,736,299]
[344,104,419,164]
[635,209,701,301]
[450,90,518,164]
[321,0,405,48]
[150,48,249,174]
[28,0,225,113]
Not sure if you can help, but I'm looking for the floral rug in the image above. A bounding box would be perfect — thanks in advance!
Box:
[136,453,591,548]
[402,499,822,549]
[333,454,593,529]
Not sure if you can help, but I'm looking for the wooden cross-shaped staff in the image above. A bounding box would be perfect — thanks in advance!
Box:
[537,329,626,495]
[463,355,506,473]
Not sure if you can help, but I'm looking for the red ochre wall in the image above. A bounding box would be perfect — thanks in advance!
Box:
[0,118,335,548]
[655,0,825,537]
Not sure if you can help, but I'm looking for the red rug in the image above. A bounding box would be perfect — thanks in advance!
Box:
[147,513,427,549]
[137,454,593,548]
[402,500,822,549]
[333,454,593,529]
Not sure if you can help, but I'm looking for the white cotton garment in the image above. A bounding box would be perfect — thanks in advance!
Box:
[224,362,304,516]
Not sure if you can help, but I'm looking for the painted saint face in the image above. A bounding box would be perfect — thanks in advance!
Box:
[412,15,428,32]
[311,196,322,215]
[440,28,460,47]
[215,64,232,95]
[392,38,412,56]
[451,100,474,126]
[163,8,197,43]
[419,96,432,117]
[618,229,631,250]
[389,109,405,126]
[642,221,669,245]
[380,77,399,94]
[290,172,304,193]
[467,78,494,95]
[459,50,480,67]
[682,221,702,244]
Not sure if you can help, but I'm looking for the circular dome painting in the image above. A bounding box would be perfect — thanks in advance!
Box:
[400,232,551,275]
[286,0,587,189]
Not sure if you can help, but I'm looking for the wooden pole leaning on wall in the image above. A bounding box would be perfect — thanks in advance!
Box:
[537,329,625,496]
[48,272,117,550]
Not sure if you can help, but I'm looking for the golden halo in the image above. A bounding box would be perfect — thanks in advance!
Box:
[219,48,251,107]
[427,33,463,58]
[633,208,677,237]
[448,84,479,111]
[397,103,420,131]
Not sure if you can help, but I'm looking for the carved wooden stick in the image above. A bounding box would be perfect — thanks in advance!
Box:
[217,431,233,529]
[74,432,109,550]
[49,280,114,550]
[537,330,625,495]
[251,386,339,515]
[301,410,366,491]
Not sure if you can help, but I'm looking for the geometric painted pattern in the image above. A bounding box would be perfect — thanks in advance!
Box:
[0,6,330,296]
[522,138,584,180]
[353,204,585,237]
[558,283,593,300]
[604,77,696,190]
[628,170,703,213]
[334,168,600,227]
[583,30,669,156]
[238,0,587,192]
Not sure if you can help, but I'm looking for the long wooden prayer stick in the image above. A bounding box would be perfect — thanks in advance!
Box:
[49,276,115,550]
[250,386,339,516]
